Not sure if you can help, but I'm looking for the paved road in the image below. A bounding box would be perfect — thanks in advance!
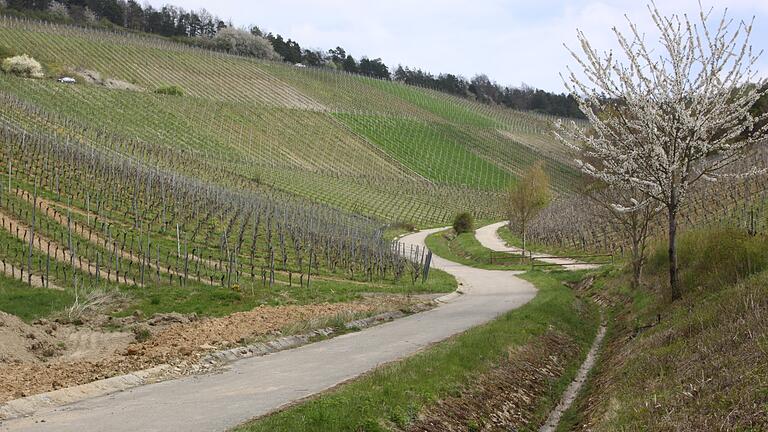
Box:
[475,222,598,270]
[1,228,537,432]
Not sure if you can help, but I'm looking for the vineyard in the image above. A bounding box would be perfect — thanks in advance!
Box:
[519,147,768,255]
[0,16,589,328]
[0,16,762,308]
[0,17,582,226]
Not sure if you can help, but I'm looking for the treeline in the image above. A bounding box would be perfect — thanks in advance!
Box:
[1,0,583,118]
[3,0,225,37]
[394,67,584,118]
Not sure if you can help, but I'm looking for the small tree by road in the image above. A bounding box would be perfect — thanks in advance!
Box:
[557,4,768,300]
[507,161,552,256]
[453,212,474,234]
[585,181,658,289]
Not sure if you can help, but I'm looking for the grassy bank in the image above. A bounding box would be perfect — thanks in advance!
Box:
[497,225,612,264]
[0,267,457,322]
[0,275,74,321]
[557,226,768,431]
[424,229,530,270]
[235,270,599,432]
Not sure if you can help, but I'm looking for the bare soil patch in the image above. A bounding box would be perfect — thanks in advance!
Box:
[0,295,427,403]
[407,330,579,432]
[0,312,61,364]
[74,69,143,92]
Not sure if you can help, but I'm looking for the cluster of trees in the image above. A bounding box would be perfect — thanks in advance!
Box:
[264,37,390,79]
[2,0,225,37]
[394,67,583,118]
[1,0,582,117]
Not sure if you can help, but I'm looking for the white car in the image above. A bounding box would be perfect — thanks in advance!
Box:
[57,77,76,84]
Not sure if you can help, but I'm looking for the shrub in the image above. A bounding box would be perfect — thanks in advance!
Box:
[452,212,474,234]
[154,85,184,96]
[82,6,98,24]
[1,54,44,78]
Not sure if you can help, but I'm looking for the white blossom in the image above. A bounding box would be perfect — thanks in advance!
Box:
[1,54,44,79]
[557,3,768,298]
[48,1,70,20]
[557,3,767,212]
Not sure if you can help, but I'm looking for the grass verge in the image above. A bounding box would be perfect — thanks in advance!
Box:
[497,225,613,264]
[425,229,530,270]
[0,268,456,322]
[234,270,599,432]
[0,274,74,321]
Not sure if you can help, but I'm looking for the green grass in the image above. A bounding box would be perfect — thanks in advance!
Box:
[0,268,455,323]
[0,274,74,321]
[333,113,513,189]
[555,226,768,431]
[497,224,614,264]
[117,268,456,318]
[235,270,599,432]
[425,229,530,270]
[646,226,768,294]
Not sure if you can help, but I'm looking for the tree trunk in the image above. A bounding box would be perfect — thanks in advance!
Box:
[629,216,644,289]
[521,220,527,258]
[630,241,642,289]
[522,229,527,258]
[668,204,681,300]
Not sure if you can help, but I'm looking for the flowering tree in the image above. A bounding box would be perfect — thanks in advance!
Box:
[557,4,768,299]
[1,55,44,79]
[211,27,282,61]
[48,1,70,20]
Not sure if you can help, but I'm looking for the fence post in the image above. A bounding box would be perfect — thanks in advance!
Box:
[422,251,432,283]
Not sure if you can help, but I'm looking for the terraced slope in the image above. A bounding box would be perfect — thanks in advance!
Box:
[0,16,580,225]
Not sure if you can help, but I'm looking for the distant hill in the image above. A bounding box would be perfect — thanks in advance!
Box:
[0,17,581,226]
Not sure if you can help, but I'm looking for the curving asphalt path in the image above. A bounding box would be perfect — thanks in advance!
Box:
[475,222,599,271]
[1,228,537,432]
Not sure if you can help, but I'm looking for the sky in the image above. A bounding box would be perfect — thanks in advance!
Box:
[146,0,768,93]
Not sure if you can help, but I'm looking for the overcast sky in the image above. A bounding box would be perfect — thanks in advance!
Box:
[147,0,768,92]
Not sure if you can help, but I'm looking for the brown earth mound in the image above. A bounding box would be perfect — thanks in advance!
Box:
[75,69,143,91]
[0,312,61,364]
[0,295,426,403]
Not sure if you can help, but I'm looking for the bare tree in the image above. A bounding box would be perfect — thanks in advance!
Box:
[585,181,658,289]
[506,161,551,256]
[557,4,768,299]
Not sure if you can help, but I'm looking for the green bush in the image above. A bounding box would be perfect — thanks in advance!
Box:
[452,212,474,234]
[154,85,184,96]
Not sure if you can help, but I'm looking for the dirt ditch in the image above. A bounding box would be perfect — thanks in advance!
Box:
[407,330,580,432]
